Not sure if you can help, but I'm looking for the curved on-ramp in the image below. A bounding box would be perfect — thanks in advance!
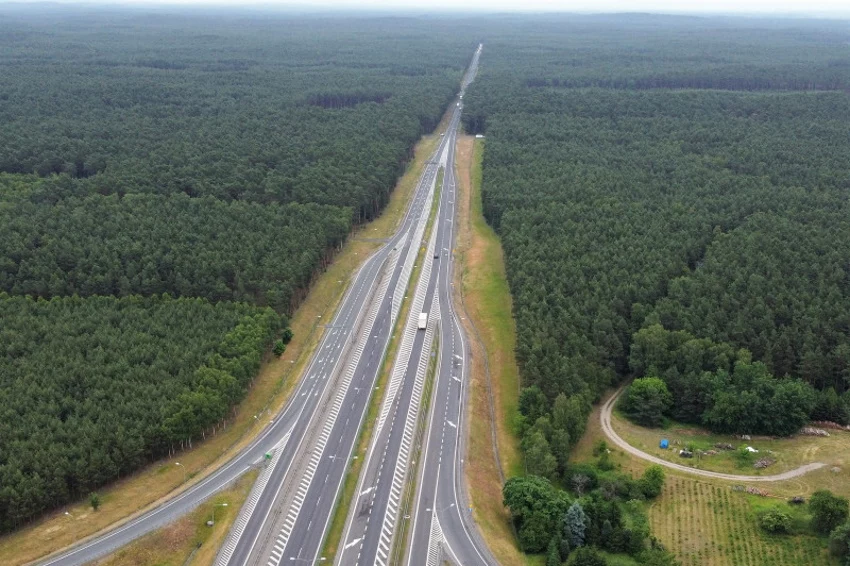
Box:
[600,389,826,482]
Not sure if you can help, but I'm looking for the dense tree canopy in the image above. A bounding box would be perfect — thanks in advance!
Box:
[464,17,850,559]
[0,293,278,530]
[0,12,474,220]
[0,192,350,312]
[464,18,850,454]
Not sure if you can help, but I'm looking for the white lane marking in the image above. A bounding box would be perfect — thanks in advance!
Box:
[344,537,363,550]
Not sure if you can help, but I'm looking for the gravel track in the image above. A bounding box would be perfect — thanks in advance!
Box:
[600,389,826,482]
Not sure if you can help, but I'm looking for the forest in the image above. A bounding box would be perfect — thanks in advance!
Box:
[462,15,850,563]
[0,293,278,530]
[0,7,476,530]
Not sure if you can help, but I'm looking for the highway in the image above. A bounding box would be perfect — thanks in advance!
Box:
[37,49,479,566]
[222,123,454,566]
[335,43,495,566]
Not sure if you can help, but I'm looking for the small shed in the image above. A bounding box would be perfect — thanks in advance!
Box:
[659,439,669,449]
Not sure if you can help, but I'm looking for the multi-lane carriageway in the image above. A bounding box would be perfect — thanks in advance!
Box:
[38,44,487,566]
[333,43,494,566]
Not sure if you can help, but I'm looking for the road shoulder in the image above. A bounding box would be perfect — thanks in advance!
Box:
[453,135,527,566]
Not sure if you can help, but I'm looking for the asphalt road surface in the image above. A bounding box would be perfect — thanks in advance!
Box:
[404,44,498,566]
[600,388,826,482]
[229,125,456,566]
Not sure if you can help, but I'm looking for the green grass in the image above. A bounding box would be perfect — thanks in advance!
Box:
[454,135,529,565]
[610,409,850,476]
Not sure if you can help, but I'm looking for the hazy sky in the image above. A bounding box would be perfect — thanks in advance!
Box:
[8,0,850,16]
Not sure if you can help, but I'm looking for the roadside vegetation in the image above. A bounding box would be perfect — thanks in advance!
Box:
[94,471,257,566]
[461,13,850,565]
[454,135,526,565]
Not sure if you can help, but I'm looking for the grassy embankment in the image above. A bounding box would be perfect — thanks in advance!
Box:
[1,129,443,566]
[93,470,257,566]
[321,166,444,563]
[454,135,528,565]
[571,391,844,566]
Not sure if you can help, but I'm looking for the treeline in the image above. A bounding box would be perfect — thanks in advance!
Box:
[461,19,850,559]
[0,191,351,313]
[0,293,279,530]
[628,326,818,436]
[0,13,472,221]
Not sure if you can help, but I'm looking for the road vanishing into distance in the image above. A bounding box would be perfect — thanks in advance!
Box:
[600,388,826,482]
[334,45,493,566]
[38,47,485,566]
[403,45,496,566]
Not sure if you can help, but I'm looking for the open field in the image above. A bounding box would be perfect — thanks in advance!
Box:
[610,408,848,477]
[93,471,257,566]
[572,390,846,566]
[454,135,528,566]
[0,128,441,566]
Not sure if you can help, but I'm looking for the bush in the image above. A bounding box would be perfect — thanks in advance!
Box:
[567,546,607,566]
[829,522,850,557]
[89,492,101,511]
[758,508,792,534]
[273,339,287,357]
[811,490,850,535]
[638,465,665,499]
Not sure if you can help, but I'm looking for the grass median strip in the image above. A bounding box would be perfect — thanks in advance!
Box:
[320,164,444,564]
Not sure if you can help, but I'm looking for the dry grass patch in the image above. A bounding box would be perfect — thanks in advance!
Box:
[0,132,440,566]
[454,135,527,566]
[610,409,850,476]
[94,470,256,566]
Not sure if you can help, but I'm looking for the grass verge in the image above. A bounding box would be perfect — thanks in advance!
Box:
[453,135,526,565]
[93,470,257,566]
[319,147,443,564]
[0,132,442,566]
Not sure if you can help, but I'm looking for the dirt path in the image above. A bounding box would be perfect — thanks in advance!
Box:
[601,389,826,482]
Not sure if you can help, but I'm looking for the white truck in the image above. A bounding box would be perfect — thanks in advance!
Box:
[418,312,428,330]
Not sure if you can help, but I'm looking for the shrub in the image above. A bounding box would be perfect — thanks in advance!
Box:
[829,522,850,557]
[758,508,792,534]
[567,546,607,566]
[811,490,850,535]
[639,465,665,499]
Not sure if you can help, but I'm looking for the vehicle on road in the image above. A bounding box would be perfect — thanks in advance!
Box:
[418,312,428,330]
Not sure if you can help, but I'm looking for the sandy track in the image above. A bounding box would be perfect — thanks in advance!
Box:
[600,389,826,482]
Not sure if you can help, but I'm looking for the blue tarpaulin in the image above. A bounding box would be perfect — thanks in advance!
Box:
[660,439,669,449]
